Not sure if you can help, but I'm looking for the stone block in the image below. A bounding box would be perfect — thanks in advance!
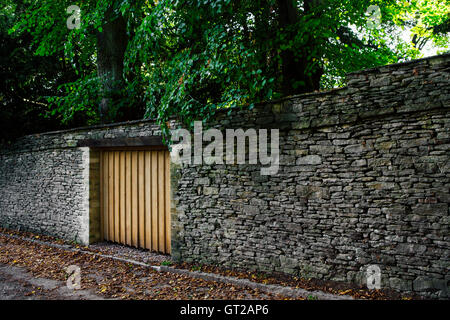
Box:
[296,155,322,165]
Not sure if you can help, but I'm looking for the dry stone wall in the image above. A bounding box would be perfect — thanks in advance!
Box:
[0,54,448,298]
[0,121,162,244]
[171,54,450,298]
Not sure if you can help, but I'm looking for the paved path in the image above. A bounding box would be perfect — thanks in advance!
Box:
[0,264,107,300]
[0,232,353,300]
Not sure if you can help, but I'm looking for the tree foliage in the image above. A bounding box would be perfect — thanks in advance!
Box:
[0,1,85,143]
[2,0,449,138]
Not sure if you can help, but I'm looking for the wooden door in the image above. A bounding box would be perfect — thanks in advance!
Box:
[100,150,171,254]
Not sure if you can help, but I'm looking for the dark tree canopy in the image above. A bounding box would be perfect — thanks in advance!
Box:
[1,0,449,140]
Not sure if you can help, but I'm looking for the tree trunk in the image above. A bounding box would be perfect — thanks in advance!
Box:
[96,5,128,123]
[276,0,324,95]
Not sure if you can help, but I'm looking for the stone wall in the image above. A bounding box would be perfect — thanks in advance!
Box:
[0,54,448,298]
[0,121,162,244]
[172,54,450,298]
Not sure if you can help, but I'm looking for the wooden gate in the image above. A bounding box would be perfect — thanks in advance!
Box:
[100,149,171,254]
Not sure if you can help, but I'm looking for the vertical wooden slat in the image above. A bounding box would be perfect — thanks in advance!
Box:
[100,149,171,253]
[125,152,132,246]
[114,152,120,242]
[151,151,158,251]
[119,152,126,243]
[145,152,152,250]
[99,152,103,240]
[165,151,171,254]
[108,152,114,241]
[131,151,138,247]
[158,151,165,253]
[138,151,145,248]
[102,152,108,240]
